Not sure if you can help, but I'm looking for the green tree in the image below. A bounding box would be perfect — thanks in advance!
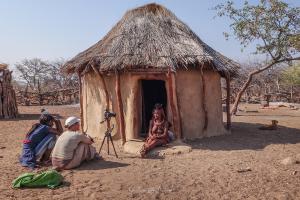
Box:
[215,0,300,114]
[281,64,300,101]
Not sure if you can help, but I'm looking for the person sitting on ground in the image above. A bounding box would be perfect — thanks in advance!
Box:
[20,113,63,169]
[140,103,173,158]
[51,116,98,170]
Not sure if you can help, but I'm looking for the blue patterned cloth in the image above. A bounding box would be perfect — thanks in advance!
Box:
[20,124,56,169]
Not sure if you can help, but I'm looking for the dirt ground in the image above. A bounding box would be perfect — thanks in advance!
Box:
[1,104,300,200]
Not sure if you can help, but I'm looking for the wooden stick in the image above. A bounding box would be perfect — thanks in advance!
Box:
[2,71,9,118]
[13,91,17,117]
[115,72,126,145]
[91,64,109,110]
[78,72,84,131]
[0,82,3,117]
[167,71,182,139]
[200,70,208,131]
[226,75,231,130]
[171,72,182,139]
[91,63,111,139]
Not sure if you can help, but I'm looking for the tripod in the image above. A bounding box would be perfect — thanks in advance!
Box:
[98,117,118,158]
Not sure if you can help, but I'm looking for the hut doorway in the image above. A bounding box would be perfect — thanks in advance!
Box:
[140,80,167,137]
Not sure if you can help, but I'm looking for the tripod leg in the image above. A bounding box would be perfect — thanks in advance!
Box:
[107,136,110,155]
[109,134,118,158]
[99,135,107,154]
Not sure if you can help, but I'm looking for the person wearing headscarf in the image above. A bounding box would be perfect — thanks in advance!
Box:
[20,112,63,169]
[140,103,172,157]
[51,116,98,170]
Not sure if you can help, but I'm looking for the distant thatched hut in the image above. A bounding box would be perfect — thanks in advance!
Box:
[0,63,18,118]
[64,3,239,143]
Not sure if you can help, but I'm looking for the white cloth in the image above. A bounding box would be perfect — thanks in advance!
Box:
[52,131,91,160]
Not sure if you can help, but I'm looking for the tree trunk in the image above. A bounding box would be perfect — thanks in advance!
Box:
[276,77,280,92]
[37,79,43,106]
[231,75,253,115]
[231,60,278,115]
[290,85,293,102]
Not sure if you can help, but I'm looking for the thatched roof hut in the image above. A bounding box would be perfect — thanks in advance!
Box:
[64,3,238,75]
[64,3,239,144]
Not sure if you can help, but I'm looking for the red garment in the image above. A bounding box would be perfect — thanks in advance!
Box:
[142,120,169,154]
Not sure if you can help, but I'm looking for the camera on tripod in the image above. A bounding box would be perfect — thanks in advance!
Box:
[100,110,117,123]
[99,109,118,158]
[104,110,116,119]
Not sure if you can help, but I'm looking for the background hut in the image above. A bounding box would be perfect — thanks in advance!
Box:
[64,3,239,144]
[0,63,18,118]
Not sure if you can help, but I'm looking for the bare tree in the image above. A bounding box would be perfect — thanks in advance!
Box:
[15,58,50,91]
[45,58,79,91]
[231,61,288,103]
[15,58,51,105]
[15,58,79,105]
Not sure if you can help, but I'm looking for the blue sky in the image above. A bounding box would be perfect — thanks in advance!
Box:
[1,0,299,67]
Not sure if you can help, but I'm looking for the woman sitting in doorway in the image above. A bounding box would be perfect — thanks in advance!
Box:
[20,113,63,169]
[140,103,174,158]
[51,116,99,170]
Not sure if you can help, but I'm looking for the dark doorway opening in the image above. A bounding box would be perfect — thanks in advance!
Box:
[141,80,167,137]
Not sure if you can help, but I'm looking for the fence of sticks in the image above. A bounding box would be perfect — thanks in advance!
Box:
[16,88,79,106]
[0,64,18,118]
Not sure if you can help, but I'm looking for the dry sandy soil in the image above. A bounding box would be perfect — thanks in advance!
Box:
[1,104,300,200]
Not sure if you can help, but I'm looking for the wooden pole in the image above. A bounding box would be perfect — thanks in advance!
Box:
[91,64,109,110]
[226,75,231,130]
[200,70,208,131]
[115,72,126,145]
[2,71,9,117]
[91,63,111,141]
[171,72,182,139]
[78,72,84,132]
[167,71,182,139]
[0,81,3,117]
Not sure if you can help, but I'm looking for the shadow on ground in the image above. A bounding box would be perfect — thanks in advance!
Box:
[186,122,300,151]
[77,160,130,170]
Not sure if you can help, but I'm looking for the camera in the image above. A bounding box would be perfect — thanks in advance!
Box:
[100,110,117,124]
[104,110,116,119]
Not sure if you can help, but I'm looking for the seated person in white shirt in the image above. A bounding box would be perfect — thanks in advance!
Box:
[52,116,99,170]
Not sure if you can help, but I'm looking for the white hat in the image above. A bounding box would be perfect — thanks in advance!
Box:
[65,116,80,127]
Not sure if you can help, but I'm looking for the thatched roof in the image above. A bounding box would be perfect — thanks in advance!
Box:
[64,3,239,76]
